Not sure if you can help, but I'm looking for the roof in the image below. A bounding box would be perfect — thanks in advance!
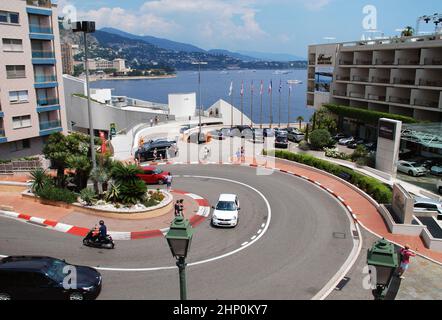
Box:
[219,194,237,202]
[414,197,441,205]
[0,256,54,271]
[402,123,442,150]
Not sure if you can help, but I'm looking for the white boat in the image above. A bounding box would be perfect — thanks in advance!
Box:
[273,70,292,75]
[287,80,303,84]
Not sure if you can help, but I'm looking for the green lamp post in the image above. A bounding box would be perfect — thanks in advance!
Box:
[165,216,194,300]
[367,238,399,300]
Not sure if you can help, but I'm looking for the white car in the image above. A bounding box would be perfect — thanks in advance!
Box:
[211,194,240,227]
[437,179,442,194]
[397,160,427,176]
[338,136,355,146]
[414,197,442,218]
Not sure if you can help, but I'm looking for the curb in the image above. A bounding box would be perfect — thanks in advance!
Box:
[0,190,210,241]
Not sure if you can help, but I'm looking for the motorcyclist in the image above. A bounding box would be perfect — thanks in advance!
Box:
[98,220,107,242]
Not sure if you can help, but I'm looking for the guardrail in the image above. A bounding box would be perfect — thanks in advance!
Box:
[0,160,42,173]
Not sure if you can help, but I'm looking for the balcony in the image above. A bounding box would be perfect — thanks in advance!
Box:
[333,90,347,97]
[388,96,410,105]
[37,98,59,106]
[418,79,442,87]
[336,75,350,81]
[374,58,394,65]
[35,74,56,83]
[392,78,415,85]
[423,57,442,65]
[414,98,439,108]
[27,0,52,8]
[367,94,386,102]
[396,58,420,66]
[39,119,61,131]
[339,59,353,65]
[32,51,55,59]
[354,59,372,65]
[348,92,365,99]
[29,24,53,34]
[371,76,390,84]
[351,75,369,82]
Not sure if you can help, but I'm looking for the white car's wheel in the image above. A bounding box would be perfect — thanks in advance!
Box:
[408,170,414,176]
[69,292,84,301]
[0,293,11,300]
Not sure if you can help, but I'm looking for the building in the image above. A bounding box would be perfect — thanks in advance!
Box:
[0,0,67,159]
[61,43,73,75]
[86,58,128,73]
[307,34,442,138]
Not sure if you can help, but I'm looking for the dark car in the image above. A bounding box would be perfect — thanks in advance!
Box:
[263,128,275,138]
[364,142,377,151]
[347,138,365,149]
[287,127,305,143]
[275,133,289,149]
[135,140,172,161]
[0,256,102,300]
[333,133,347,141]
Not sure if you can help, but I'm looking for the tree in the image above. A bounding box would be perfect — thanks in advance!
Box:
[314,107,337,133]
[296,116,304,130]
[401,26,414,37]
[310,129,332,150]
[110,162,147,205]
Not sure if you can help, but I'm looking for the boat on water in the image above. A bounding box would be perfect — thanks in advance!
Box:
[287,80,303,84]
[220,71,229,75]
[273,70,292,75]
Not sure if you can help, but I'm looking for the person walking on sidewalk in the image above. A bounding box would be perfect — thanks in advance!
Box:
[397,245,416,279]
[150,118,154,127]
[174,200,181,217]
[166,172,173,191]
[178,199,184,216]
[235,148,241,163]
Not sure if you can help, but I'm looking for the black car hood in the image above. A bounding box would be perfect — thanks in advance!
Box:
[73,266,101,288]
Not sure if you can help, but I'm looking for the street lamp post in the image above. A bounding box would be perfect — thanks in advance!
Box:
[72,21,97,170]
[367,238,399,300]
[165,216,194,300]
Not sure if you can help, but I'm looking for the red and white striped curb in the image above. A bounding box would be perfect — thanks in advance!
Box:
[144,160,359,224]
[0,191,211,241]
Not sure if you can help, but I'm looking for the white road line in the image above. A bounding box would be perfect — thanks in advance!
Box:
[337,196,345,202]
[251,235,257,240]
[241,242,249,246]
[96,175,272,271]
[257,229,262,234]
[261,223,265,228]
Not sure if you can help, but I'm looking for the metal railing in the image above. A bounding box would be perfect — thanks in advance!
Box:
[333,90,347,97]
[355,59,372,65]
[418,79,442,87]
[339,59,353,65]
[39,119,61,130]
[0,160,42,173]
[371,77,390,83]
[37,98,59,106]
[414,98,439,108]
[348,92,365,99]
[26,0,52,8]
[35,75,56,83]
[389,96,410,104]
[392,78,415,85]
[374,58,394,65]
[423,57,442,65]
[396,58,420,65]
[336,75,350,81]
[32,51,55,59]
[367,94,386,101]
[29,25,53,34]
[6,72,26,79]
[352,75,369,82]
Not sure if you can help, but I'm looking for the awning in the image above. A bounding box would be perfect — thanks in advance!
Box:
[401,123,442,149]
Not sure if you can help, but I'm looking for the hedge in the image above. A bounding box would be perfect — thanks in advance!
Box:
[36,184,78,204]
[264,149,392,204]
[323,104,418,125]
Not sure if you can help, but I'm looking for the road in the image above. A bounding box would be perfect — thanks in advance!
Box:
[0,164,354,299]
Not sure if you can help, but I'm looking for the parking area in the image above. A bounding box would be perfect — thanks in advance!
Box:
[397,171,441,195]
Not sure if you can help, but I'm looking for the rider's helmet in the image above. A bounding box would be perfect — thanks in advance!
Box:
[99,220,105,225]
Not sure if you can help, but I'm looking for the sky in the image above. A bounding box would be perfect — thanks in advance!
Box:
[55,0,442,57]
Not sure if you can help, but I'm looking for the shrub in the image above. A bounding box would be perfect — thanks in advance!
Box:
[36,184,78,204]
[324,148,351,160]
[271,150,392,203]
[298,140,310,151]
[80,188,97,206]
[111,162,147,205]
[310,129,331,150]
[30,168,50,193]
[351,145,369,161]
[105,182,121,203]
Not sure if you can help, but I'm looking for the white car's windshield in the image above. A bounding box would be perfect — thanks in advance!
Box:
[216,201,236,211]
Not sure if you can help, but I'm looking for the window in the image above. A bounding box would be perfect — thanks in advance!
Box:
[2,38,23,52]
[9,90,28,103]
[0,11,19,24]
[12,115,31,129]
[6,65,25,79]
[11,139,31,152]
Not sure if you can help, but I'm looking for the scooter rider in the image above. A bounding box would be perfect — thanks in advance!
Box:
[98,220,107,242]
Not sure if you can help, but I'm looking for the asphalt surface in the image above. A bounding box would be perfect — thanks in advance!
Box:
[0,165,354,300]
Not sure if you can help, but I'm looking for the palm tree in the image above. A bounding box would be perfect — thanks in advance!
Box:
[90,167,108,196]
[296,116,304,130]
[30,168,49,193]
[401,26,414,37]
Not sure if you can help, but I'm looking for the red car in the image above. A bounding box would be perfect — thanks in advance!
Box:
[137,166,169,184]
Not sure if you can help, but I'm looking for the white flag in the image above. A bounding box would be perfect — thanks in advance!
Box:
[229,81,233,96]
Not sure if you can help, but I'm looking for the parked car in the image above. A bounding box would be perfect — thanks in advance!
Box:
[136,166,170,184]
[275,132,289,149]
[414,197,442,219]
[397,160,428,176]
[187,132,207,144]
[333,133,347,141]
[251,128,265,143]
[338,136,355,146]
[0,256,102,300]
[263,128,275,138]
[135,140,173,161]
[431,165,442,176]
[437,179,442,194]
[211,194,240,227]
[287,127,305,143]
[364,142,377,151]
[347,138,365,149]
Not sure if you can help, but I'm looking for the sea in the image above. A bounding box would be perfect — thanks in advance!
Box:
[91,69,314,124]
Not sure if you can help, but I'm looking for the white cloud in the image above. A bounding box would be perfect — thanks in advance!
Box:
[301,0,332,11]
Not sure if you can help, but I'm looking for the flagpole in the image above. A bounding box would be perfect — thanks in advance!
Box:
[230,81,233,128]
[260,81,263,129]
[240,81,244,126]
[288,85,291,128]
[250,81,254,128]
[278,79,282,128]
[269,81,273,129]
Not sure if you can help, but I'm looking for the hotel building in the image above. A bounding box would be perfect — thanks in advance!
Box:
[307,34,442,138]
[0,0,67,159]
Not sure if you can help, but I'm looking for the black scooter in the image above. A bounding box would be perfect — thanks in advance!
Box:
[83,229,115,249]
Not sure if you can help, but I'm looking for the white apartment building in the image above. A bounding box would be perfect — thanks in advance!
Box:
[307,34,442,124]
[0,0,67,159]
[86,58,127,73]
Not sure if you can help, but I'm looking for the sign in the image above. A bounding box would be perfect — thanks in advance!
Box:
[110,123,116,137]
[378,120,396,140]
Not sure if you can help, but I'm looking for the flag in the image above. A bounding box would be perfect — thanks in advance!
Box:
[289,84,292,94]
[229,81,233,96]
[251,80,254,93]
[268,80,273,95]
[240,81,244,96]
[260,80,263,95]
[279,79,282,93]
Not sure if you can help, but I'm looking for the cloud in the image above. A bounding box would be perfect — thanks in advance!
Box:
[302,0,332,10]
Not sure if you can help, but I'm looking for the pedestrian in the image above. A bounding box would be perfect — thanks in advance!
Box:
[155,116,159,126]
[166,172,173,191]
[150,118,153,127]
[235,148,241,163]
[174,200,180,217]
[179,199,184,216]
[397,245,416,279]
[240,146,245,162]
[153,148,158,161]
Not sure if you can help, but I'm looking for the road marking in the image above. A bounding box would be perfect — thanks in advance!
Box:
[95,175,272,271]
[250,235,257,240]
[261,223,265,228]
[257,229,262,234]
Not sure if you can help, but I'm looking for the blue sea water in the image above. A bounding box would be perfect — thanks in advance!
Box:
[91,69,314,124]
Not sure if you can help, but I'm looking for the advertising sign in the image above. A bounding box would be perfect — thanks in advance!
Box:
[378,120,396,140]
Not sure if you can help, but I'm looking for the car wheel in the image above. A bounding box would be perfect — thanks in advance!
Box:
[69,292,84,301]
[158,179,165,185]
[0,293,11,300]
[408,170,414,176]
